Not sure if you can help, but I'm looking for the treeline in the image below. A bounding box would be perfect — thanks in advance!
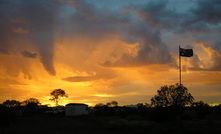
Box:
[1,84,221,134]
[91,83,221,121]
[0,98,43,121]
[1,98,221,122]
[93,101,221,118]
[1,98,40,108]
[0,98,42,133]
[1,83,221,121]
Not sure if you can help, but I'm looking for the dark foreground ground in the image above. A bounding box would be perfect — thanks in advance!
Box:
[1,114,221,134]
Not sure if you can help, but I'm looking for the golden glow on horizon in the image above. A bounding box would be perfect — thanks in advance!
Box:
[93,94,116,97]
[0,35,221,106]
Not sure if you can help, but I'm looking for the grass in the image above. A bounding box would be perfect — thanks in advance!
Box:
[2,114,221,134]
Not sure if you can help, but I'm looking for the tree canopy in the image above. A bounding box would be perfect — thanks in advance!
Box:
[94,103,105,108]
[106,101,118,107]
[2,100,21,108]
[23,98,40,107]
[151,83,194,107]
[50,89,68,106]
[94,101,119,108]
[191,101,209,107]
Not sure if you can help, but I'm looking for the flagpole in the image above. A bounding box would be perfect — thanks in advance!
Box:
[179,45,182,126]
[179,45,181,85]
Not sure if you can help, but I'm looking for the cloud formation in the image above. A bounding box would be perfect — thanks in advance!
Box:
[0,0,58,76]
[0,0,221,75]
[132,0,180,29]
[1,0,221,105]
[0,48,9,55]
[191,0,221,25]
[21,50,37,58]
[102,24,172,67]
[132,0,221,71]
[64,0,173,67]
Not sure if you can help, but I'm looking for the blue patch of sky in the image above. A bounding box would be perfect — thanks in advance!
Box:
[6,0,50,6]
[59,4,76,18]
[83,0,147,24]
[167,0,197,13]
[85,0,147,11]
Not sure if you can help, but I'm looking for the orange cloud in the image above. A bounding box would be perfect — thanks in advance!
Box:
[12,27,29,34]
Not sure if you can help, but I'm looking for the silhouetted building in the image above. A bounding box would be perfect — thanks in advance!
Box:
[65,103,88,116]
[126,105,138,109]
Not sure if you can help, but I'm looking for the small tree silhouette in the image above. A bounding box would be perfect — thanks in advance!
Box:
[50,89,68,106]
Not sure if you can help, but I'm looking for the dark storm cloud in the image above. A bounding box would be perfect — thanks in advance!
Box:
[103,24,172,67]
[191,0,221,25]
[0,0,60,76]
[64,0,172,67]
[65,0,221,69]
[1,0,221,74]
[130,0,221,71]
[177,0,221,33]
[132,0,221,33]
[62,0,130,39]
[0,1,14,56]
[188,0,221,71]
[21,50,37,58]
[132,0,181,29]
[19,1,59,76]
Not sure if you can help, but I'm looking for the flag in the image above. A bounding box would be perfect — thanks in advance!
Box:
[179,47,193,57]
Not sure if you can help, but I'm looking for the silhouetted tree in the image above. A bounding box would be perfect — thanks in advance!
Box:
[0,104,9,134]
[50,89,68,106]
[191,101,209,107]
[2,100,21,108]
[137,103,150,108]
[94,101,118,115]
[94,103,108,115]
[151,83,194,107]
[94,103,105,108]
[106,101,118,107]
[191,101,210,119]
[23,98,40,107]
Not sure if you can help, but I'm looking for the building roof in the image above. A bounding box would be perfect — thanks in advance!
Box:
[66,103,88,106]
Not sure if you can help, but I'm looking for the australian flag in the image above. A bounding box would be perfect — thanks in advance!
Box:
[180,48,193,57]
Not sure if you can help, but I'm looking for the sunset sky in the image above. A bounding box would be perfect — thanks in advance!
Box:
[0,0,221,106]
